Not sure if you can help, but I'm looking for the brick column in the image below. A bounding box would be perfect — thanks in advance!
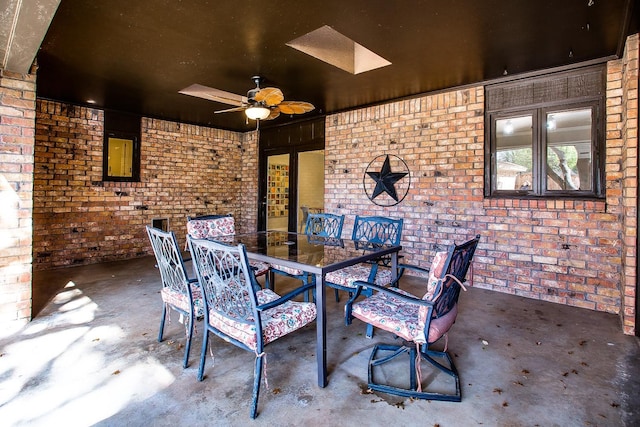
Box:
[0,70,36,331]
[620,34,639,335]
[239,130,259,233]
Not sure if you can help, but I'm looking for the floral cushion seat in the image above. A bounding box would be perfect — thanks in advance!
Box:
[207,288,317,351]
[350,249,457,344]
[161,283,205,318]
[325,264,393,288]
[249,260,270,277]
[186,216,235,239]
[350,288,457,344]
[255,288,280,305]
[270,264,305,276]
[187,215,270,277]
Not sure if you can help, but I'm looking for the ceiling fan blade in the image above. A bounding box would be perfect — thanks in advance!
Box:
[254,87,284,106]
[179,84,247,106]
[213,106,247,114]
[278,101,315,115]
[263,107,281,120]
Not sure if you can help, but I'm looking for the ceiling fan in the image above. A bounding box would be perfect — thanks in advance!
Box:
[179,76,314,121]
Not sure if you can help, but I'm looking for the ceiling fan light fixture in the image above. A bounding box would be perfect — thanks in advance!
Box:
[245,106,271,120]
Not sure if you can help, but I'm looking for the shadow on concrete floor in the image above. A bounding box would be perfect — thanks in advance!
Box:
[31,274,67,318]
[2,256,639,426]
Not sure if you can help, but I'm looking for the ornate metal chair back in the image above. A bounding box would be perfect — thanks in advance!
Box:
[432,234,481,319]
[146,226,192,300]
[304,213,345,238]
[351,215,403,246]
[188,238,261,326]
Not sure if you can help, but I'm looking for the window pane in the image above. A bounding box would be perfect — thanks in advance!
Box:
[495,116,533,190]
[546,109,592,191]
[107,137,133,178]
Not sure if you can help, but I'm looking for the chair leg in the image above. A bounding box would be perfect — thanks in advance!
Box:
[365,323,375,339]
[267,271,275,290]
[158,304,167,342]
[422,349,460,378]
[183,311,195,368]
[304,274,316,302]
[367,343,461,402]
[334,288,340,302]
[263,271,271,290]
[409,344,417,391]
[251,353,264,419]
[416,350,461,402]
[364,289,375,339]
[197,329,209,381]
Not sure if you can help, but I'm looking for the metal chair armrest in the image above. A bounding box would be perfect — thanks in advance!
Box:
[397,262,430,277]
[257,282,316,311]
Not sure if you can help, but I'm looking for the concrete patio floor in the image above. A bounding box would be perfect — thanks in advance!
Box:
[1,256,639,426]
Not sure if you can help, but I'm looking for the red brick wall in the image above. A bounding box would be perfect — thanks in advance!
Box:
[33,102,257,269]
[325,90,484,264]
[619,34,639,335]
[325,51,638,333]
[239,130,259,233]
[0,70,35,328]
[26,35,639,334]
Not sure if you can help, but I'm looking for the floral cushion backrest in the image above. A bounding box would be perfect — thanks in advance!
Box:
[414,250,449,343]
[187,216,236,239]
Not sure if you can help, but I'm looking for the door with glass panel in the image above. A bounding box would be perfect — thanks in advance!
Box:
[259,119,325,232]
[263,149,324,232]
[266,153,291,231]
[296,150,324,232]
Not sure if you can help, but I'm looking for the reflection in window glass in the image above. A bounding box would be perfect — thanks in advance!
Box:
[546,109,592,191]
[107,137,133,178]
[495,116,533,190]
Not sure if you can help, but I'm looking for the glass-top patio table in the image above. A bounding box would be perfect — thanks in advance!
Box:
[222,230,402,387]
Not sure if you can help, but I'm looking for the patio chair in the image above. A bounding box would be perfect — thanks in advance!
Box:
[325,215,402,297]
[324,215,403,337]
[269,213,345,298]
[146,225,203,369]
[186,214,271,287]
[187,236,317,419]
[345,234,480,401]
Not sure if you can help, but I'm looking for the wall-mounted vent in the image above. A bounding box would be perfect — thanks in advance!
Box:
[151,218,169,232]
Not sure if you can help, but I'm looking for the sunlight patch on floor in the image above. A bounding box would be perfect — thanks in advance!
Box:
[0,281,175,426]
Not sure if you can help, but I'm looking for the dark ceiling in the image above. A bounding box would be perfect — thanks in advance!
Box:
[35,0,639,132]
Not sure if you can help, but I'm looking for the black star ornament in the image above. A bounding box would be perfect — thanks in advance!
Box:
[366,155,408,201]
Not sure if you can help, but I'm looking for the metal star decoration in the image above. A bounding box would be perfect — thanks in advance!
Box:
[366,154,409,201]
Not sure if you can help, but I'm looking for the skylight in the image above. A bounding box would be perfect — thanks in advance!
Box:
[286,25,391,75]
